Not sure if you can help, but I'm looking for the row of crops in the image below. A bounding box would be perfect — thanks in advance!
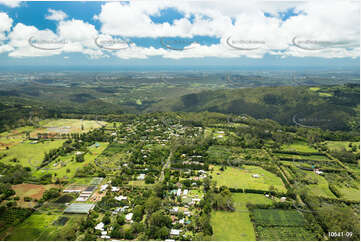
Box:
[250,209,316,240]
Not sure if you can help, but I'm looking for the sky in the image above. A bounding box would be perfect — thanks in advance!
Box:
[0,0,359,71]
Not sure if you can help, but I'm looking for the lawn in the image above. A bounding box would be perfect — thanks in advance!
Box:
[211,165,287,193]
[211,193,273,241]
[281,141,319,153]
[0,140,65,167]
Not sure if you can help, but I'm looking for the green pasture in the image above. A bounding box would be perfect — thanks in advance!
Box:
[281,141,319,153]
[0,140,65,167]
[211,193,273,241]
[211,165,287,192]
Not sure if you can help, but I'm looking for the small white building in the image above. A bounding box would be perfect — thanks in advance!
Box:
[95,222,104,231]
[183,189,188,196]
[126,213,133,221]
[137,174,145,180]
[170,207,179,213]
[111,186,120,192]
[252,174,261,178]
[170,229,181,236]
[176,188,182,197]
[100,184,108,192]
[115,195,127,201]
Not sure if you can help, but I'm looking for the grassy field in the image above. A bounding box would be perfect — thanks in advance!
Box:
[324,141,360,153]
[211,193,273,241]
[337,186,360,201]
[275,153,330,161]
[305,171,336,198]
[35,119,107,135]
[281,141,319,153]
[0,126,35,149]
[0,140,65,167]
[33,142,108,179]
[211,165,287,192]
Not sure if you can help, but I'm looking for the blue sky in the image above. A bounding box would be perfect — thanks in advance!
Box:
[0,0,359,71]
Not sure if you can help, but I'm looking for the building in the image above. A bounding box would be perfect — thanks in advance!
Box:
[170,229,181,236]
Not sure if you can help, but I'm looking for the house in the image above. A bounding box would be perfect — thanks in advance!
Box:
[100,184,108,192]
[280,197,287,202]
[115,195,127,201]
[170,229,181,236]
[170,207,179,213]
[95,222,104,230]
[126,213,133,221]
[252,174,261,178]
[176,188,182,196]
[183,189,188,196]
[111,186,120,192]
[137,174,145,180]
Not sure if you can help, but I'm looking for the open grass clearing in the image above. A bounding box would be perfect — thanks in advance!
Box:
[0,139,65,168]
[305,171,336,198]
[211,165,287,193]
[281,141,319,153]
[211,193,273,241]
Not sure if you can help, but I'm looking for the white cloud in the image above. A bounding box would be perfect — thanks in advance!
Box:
[7,23,63,57]
[0,0,21,8]
[0,12,12,41]
[2,0,359,59]
[46,9,68,21]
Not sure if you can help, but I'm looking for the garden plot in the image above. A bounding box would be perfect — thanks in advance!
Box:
[211,165,287,193]
[251,209,305,226]
[250,209,316,241]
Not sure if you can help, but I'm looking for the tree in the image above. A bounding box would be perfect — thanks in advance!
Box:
[116,214,125,225]
[145,196,162,214]
[133,205,144,222]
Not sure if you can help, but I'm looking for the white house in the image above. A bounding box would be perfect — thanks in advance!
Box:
[115,195,127,201]
[176,188,182,196]
[126,213,133,221]
[95,222,104,231]
[111,186,120,192]
[137,174,145,180]
[170,229,181,236]
[100,184,108,192]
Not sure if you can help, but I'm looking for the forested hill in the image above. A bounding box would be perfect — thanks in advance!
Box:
[147,85,360,131]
